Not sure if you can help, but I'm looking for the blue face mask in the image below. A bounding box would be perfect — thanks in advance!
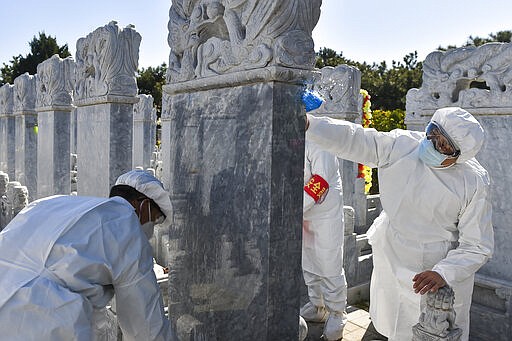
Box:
[419,137,447,168]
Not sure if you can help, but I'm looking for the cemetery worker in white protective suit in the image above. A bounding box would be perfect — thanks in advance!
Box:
[300,138,348,341]
[305,106,493,341]
[0,169,176,341]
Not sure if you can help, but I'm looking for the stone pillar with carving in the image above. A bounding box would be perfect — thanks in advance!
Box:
[35,54,75,198]
[132,94,156,169]
[13,73,37,201]
[406,42,512,340]
[162,1,322,339]
[0,84,16,179]
[74,21,141,197]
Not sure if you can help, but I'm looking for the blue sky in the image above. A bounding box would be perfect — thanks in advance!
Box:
[1,0,511,70]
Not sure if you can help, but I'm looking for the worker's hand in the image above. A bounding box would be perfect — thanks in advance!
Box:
[413,270,446,295]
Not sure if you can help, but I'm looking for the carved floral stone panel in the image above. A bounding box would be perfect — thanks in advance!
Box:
[36,54,75,109]
[13,73,37,113]
[75,21,141,101]
[134,94,155,120]
[0,84,14,115]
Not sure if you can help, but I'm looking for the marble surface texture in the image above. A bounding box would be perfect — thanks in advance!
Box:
[0,84,15,178]
[37,110,71,198]
[0,116,15,179]
[76,102,133,197]
[132,94,156,169]
[14,114,37,201]
[161,81,305,340]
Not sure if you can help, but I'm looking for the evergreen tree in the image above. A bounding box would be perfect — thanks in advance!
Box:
[137,63,167,117]
[0,32,70,85]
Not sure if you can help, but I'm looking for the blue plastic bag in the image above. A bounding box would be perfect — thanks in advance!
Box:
[301,89,324,112]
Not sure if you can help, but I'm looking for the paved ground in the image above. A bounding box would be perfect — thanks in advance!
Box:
[304,305,388,341]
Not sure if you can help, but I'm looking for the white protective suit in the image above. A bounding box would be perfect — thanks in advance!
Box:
[307,108,493,341]
[0,195,172,341]
[303,140,346,312]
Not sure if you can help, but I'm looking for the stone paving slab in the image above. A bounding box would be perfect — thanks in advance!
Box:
[304,306,387,341]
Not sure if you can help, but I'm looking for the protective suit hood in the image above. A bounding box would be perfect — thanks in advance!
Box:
[115,170,173,225]
[430,107,484,163]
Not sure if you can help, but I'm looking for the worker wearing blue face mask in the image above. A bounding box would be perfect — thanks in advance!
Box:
[418,119,462,168]
[306,106,494,341]
[0,169,176,341]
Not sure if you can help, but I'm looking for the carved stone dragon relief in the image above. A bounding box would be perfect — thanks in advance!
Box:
[167,0,322,83]
[407,42,512,118]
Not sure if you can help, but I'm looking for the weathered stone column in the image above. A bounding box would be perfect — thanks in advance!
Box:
[35,54,75,198]
[0,171,8,230]
[74,21,141,196]
[132,94,156,169]
[0,84,15,179]
[13,73,37,201]
[406,42,512,340]
[162,1,321,339]
[70,107,78,154]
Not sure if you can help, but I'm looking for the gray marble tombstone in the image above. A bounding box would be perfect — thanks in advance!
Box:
[162,1,322,339]
[13,73,37,201]
[35,54,75,198]
[406,42,512,340]
[132,94,156,169]
[0,84,16,179]
[74,21,141,196]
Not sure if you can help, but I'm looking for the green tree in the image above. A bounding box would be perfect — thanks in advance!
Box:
[438,30,512,50]
[0,32,70,85]
[137,63,167,116]
[315,47,351,68]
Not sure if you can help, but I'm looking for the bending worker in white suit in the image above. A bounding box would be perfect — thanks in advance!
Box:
[306,106,493,341]
[0,169,175,341]
[301,138,348,341]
